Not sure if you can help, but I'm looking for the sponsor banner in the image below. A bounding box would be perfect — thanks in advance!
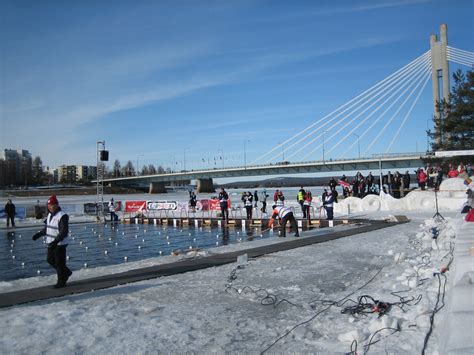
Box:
[60,204,80,214]
[147,201,178,211]
[83,201,122,215]
[125,200,147,213]
[84,203,99,214]
[209,199,221,211]
[0,207,26,219]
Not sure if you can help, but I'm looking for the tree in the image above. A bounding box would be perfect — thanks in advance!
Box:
[141,165,149,176]
[148,164,157,175]
[429,69,474,151]
[122,160,135,177]
[113,159,121,178]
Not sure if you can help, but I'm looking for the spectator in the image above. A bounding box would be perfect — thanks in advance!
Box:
[109,198,118,222]
[218,188,230,223]
[241,191,253,219]
[297,186,306,218]
[418,168,427,190]
[4,199,16,228]
[323,189,336,220]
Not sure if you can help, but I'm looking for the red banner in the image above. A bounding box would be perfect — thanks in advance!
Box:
[125,200,147,213]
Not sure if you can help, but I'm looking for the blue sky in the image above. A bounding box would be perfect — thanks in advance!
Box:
[1,0,473,171]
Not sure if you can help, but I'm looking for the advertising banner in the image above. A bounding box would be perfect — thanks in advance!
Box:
[0,207,26,219]
[146,201,178,211]
[124,200,147,213]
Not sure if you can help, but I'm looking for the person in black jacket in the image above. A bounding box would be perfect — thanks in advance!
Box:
[218,188,229,223]
[32,195,72,288]
[4,199,15,228]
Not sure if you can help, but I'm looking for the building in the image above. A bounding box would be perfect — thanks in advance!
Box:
[0,149,32,186]
[56,165,97,183]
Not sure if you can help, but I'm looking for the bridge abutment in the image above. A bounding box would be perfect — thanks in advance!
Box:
[149,182,167,193]
[197,178,214,193]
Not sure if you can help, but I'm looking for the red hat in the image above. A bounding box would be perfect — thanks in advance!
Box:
[47,195,59,205]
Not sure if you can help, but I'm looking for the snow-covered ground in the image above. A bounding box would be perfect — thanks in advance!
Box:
[1,178,472,354]
[0,209,472,354]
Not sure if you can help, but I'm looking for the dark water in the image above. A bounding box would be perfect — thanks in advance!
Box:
[1,222,298,282]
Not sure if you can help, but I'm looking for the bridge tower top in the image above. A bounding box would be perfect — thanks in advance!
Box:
[430,24,450,145]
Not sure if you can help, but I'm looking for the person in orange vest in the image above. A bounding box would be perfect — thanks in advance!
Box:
[267,205,299,238]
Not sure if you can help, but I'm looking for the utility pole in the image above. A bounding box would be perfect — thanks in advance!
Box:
[96,141,108,221]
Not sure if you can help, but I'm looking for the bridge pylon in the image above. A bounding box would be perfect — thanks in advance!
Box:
[430,24,450,146]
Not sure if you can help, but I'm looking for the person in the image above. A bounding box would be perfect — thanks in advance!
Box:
[4,199,15,228]
[32,195,72,288]
[241,191,253,219]
[366,172,374,191]
[189,191,197,212]
[253,190,259,208]
[418,168,427,190]
[267,204,299,238]
[328,178,337,192]
[260,189,268,213]
[276,190,285,206]
[218,188,229,223]
[35,199,44,219]
[109,198,118,221]
[303,190,312,222]
[297,186,305,218]
[323,189,336,220]
[402,171,411,196]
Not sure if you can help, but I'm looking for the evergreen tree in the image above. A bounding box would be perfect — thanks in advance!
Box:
[429,69,474,150]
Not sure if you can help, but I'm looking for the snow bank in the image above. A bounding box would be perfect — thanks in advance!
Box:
[439,220,474,354]
[335,178,472,214]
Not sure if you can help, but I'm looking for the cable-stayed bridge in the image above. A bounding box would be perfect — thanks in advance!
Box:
[102,25,473,193]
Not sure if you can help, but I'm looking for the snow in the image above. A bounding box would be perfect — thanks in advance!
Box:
[1,182,473,354]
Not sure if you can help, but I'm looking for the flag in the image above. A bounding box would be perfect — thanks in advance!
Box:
[338,180,350,188]
[464,177,472,186]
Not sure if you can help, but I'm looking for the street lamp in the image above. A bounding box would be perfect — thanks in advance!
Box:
[136,154,143,176]
[244,140,250,169]
[322,132,326,163]
[353,133,361,159]
[184,148,189,171]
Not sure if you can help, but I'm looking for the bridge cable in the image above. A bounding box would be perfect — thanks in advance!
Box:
[320,56,432,158]
[296,54,431,161]
[447,47,474,67]
[385,68,432,153]
[282,51,431,162]
[284,51,431,162]
[363,63,432,155]
[337,57,432,159]
[250,50,431,165]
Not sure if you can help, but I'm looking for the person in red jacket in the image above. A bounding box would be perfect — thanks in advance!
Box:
[418,169,427,190]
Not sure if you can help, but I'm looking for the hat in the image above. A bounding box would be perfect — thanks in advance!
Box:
[47,195,59,205]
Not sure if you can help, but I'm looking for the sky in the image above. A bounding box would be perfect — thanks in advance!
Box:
[1,0,473,171]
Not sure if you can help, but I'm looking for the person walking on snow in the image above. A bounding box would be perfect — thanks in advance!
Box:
[32,195,72,288]
[268,205,299,238]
